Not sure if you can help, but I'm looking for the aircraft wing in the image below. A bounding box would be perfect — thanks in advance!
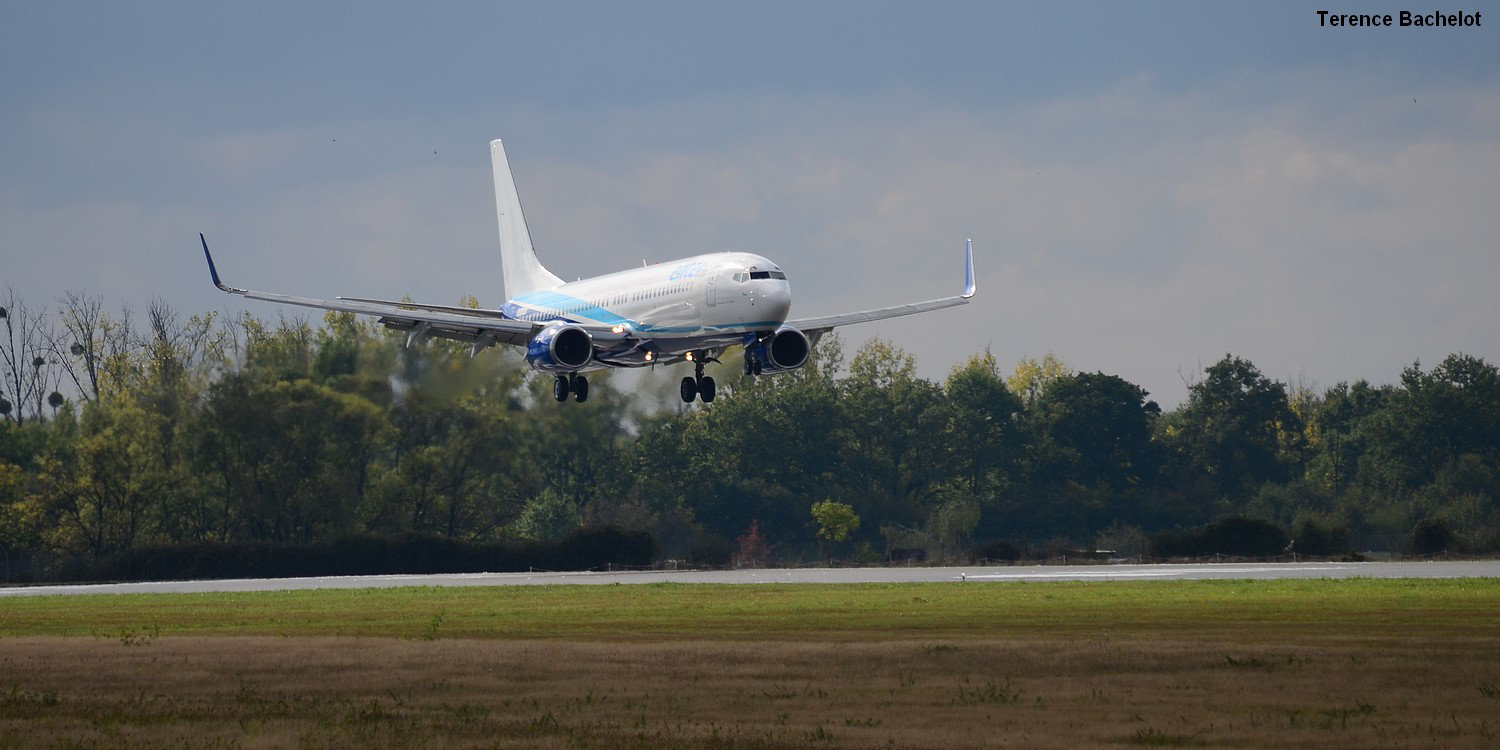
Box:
[784,239,976,338]
[199,234,606,350]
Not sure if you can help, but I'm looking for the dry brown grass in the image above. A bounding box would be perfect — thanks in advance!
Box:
[2,633,1497,748]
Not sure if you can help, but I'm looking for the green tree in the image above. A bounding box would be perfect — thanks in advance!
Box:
[811,499,860,561]
[1169,355,1300,505]
[650,339,846,545]
[370,386,523,540]
[1364,354,1500,492]
[34,397,171,562]
[237,315,316,381]
[190,374,386,542]
[840,339,946,531]
[511,487,582,542]
[926,497,981,560]
[519,368,635,510]
[0,459,43,579]
[1007,370,1161,541]
[1033,371,1161,489]
[942,352,1023,541]
[944,352,1022,497]
[1305,380,1389,493]
[1006,353,1071,407]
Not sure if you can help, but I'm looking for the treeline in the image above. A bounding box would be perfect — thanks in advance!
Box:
[1,289,1498,581]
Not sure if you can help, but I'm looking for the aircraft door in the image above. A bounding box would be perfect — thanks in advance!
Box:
[706,277,717,307]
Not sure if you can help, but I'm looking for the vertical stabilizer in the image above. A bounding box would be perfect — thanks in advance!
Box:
[491,139,563,301]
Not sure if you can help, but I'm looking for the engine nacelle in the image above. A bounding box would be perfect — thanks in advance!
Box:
[746,326,811,374]
[526,323,594,372]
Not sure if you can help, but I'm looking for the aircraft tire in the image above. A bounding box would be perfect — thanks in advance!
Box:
[553,375,570,402]
[699,376,716,403]
[573,375,589,403]
[680,376,698,403]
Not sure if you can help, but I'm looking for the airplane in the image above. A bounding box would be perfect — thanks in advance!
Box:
[199,139,975,404]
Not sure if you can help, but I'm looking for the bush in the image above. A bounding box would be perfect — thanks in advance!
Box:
[972,539,1023,562]
[1292,515,1349,557]
[1095,522,1148,559]
[91,527,656,583]
[1405,517,1456,556]
[686,530,731,567]
[1149,516,1289,559]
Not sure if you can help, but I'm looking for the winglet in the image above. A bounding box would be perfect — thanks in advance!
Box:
[962,238,976,299]
[199,234,240,293]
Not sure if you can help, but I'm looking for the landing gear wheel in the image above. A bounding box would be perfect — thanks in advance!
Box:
[553,375,570,402]
[572,374,589,403]
[680,376,698,403]
[698,376,716,403]
[751,359,763,376]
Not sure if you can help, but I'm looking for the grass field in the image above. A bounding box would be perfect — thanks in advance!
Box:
[3,578,1498,747]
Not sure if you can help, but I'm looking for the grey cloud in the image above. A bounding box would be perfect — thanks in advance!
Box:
[4,75,1496,407]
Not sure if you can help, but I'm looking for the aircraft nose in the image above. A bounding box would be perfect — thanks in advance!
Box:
[764,282,791,321]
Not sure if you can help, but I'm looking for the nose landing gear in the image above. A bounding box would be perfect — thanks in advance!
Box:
[743,346,764,377]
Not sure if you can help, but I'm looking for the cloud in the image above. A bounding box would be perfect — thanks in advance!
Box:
[505,78,1499,403]
[4,73,1496,406]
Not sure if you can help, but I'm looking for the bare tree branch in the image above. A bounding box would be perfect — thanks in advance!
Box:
[0,289,55,424]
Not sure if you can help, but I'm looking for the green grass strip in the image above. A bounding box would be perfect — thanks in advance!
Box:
[3,578,1498,641]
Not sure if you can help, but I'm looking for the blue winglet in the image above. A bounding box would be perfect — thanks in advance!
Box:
[200,233,231,292]
[962,238,976,298]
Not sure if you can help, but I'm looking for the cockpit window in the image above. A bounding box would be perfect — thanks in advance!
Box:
[750,270,787,280]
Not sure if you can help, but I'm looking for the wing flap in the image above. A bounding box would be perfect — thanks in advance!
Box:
[234,287,538,335]
[339,296,512,319]
[197,234,634,349]
[377,317,533,347]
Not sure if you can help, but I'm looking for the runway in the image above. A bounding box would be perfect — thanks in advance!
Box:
[3,560,1496,597]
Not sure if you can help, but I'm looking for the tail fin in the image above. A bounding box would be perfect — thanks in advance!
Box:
[491,139,563,301]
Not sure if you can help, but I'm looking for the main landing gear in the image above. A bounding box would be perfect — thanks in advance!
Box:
[553,373,589,403]
[680,361,716,404]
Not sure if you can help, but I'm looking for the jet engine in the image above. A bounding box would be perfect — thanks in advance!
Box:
[527,323,593,372]
[745,326,810,374]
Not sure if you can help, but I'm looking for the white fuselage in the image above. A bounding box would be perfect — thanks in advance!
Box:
[501,251,792,367]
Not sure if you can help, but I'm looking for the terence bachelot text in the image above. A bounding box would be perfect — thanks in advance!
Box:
[1316,10,1483,27]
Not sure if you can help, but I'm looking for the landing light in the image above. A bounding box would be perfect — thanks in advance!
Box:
[611,324,624,334]
[685,352,694,361]
[644,351,654,362]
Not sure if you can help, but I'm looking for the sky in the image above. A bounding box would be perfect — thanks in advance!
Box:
[2,1,1497,406]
